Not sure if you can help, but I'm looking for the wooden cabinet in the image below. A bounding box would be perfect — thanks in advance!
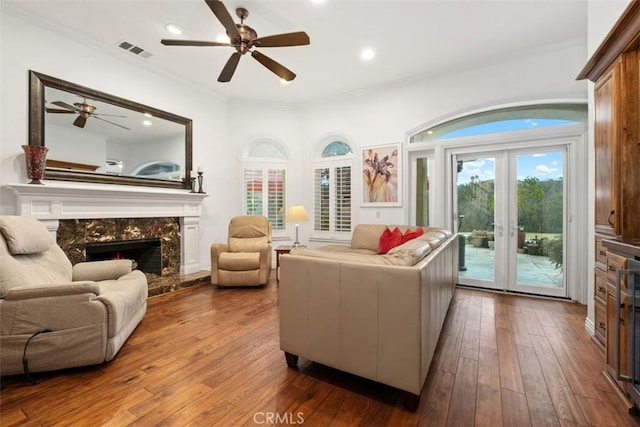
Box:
[579,1,640,409]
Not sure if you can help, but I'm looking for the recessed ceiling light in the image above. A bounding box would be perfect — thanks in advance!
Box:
[361,48,375,61]
[143,120,152,126]
[165,23,184,35]
[216,34,231,44]
[310,0,325,3]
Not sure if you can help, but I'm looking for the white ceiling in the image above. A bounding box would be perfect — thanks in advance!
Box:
[5,0,587,105]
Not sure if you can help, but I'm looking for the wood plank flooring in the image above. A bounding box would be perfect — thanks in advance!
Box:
[2,278,640,426]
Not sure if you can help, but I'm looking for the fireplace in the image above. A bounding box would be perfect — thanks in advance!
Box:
[5,182,208,280]
[86,238,162,275]
[56,217,180,277]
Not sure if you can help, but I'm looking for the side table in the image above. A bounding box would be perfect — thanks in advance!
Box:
[275,245,293,283]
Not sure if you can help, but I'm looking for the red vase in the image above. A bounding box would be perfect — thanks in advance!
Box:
[22,145,49,185]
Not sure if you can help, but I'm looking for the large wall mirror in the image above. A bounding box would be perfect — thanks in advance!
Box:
[29,70,192,189]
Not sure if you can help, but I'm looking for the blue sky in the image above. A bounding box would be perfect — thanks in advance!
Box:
[458,152,563,185]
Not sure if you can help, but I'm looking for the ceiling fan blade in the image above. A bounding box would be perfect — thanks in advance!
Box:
[218,52,241,82]
[94,116,130,130]
[52,101,78,111]
[161,39,230,47]
[205,0,240,40]
[46,108,75,114]
[73,115,87,128]
[254,32,310,48]
[251,51,296,81]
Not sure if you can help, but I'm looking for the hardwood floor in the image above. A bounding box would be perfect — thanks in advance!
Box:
[2,278,640,426]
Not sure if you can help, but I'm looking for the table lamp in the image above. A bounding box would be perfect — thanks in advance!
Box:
[286,205,309,247]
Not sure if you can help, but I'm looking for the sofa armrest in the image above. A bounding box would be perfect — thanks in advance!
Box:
[4,281,100,300]
[72,259,133,282]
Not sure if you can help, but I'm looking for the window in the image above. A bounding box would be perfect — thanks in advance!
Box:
[313,140,353,236]
[411,103,587,143]
[241,140,287,232]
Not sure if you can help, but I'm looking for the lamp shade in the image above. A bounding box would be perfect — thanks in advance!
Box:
[286,205,309,223]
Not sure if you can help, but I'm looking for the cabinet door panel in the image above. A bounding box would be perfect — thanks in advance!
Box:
[594,65,619,236]
[606,290,628,389]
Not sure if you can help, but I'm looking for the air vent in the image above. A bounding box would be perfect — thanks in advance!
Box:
[117,40,153,58]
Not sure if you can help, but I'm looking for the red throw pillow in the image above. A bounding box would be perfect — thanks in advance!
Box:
[401,227,424,244]
[377,227,403,254]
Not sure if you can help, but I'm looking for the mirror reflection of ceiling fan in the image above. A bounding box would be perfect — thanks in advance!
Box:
[161,0,310,83]
[45,98,130,130]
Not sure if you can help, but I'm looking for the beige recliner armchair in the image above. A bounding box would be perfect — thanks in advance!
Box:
[211,216,272,287]
[0,215,148,377]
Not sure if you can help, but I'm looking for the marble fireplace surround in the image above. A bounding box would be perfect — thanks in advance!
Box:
[5,182,208,275]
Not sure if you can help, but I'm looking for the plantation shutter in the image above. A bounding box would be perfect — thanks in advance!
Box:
[335,166,351,232]
[268,169,285,230]
[243,169,262,215]
[314,168,330,231]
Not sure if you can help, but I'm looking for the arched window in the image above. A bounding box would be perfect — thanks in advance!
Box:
[241,139,287,231]
[411,103,587,142]
[313,140,353,236]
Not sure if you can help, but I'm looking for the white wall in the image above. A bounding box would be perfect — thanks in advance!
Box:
[0,11,229,269]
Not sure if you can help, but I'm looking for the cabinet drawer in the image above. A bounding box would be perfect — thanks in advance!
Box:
[595,268,608,302]
[595,236,608,271]
[607,252,628,288]
[595,299,606,345]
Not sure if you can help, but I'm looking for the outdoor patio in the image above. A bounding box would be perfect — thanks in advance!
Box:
[459,244,563,287]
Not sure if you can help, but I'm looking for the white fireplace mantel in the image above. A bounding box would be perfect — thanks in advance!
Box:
[5,182,208,274]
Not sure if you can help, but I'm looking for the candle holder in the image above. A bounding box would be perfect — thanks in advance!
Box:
[197,171,206,194]
[189,176,197,193]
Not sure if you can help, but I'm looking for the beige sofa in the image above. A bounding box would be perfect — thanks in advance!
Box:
[279,224,458,410]
[0,216,148,377]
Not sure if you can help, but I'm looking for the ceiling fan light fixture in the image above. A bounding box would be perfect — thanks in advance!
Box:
[361,48,375,61]
[216,33,231,44]
[280,79,292,85]
[165,23,184,35]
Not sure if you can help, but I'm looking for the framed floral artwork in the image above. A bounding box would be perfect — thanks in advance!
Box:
[361,143,401,206]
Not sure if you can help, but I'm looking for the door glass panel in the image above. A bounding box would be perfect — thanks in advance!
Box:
[457,157,496,283]
[515,152,564,288]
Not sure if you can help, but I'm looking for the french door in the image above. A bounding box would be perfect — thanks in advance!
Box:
[453,146,566,297]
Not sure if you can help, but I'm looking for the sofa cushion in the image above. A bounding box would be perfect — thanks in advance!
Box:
[387,238,432,264]
[0,256,30,297]
[0,216,51,255]
[0,244,72,298]
[351,224,388,251]
[377,227,402,254]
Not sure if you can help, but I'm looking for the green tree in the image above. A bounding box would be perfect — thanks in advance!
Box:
[518,177,544,233]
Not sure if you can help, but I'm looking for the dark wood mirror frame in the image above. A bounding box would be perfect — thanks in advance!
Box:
[29,70,193,189]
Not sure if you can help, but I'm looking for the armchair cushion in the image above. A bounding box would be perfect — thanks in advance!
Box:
[0,216,51,255]
[218,252,261,271]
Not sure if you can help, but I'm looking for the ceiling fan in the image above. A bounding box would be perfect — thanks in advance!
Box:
[161,0,310,83]
[46,99,130,130]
